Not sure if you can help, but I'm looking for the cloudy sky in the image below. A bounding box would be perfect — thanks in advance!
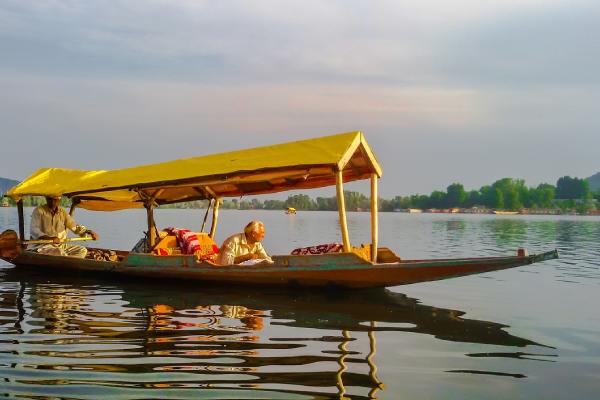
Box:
[0,0,598,197]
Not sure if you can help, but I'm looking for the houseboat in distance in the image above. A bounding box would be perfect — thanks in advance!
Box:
[492,210,520,215]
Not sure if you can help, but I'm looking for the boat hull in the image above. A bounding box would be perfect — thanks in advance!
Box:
[2,249,559,289]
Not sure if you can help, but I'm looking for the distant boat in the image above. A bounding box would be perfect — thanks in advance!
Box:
[493,210,519,215]
[285,207,297,214]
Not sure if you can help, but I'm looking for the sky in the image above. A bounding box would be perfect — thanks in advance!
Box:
[0,0,598,198]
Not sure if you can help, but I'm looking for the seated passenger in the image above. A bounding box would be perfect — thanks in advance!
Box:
[29,195,99,258]
[218,220,272,265]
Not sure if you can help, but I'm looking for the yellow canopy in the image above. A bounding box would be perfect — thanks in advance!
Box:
[7,131,381,211]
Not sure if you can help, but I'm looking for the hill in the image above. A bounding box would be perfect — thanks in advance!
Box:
[0,177,19,195]
[587,172,600,192]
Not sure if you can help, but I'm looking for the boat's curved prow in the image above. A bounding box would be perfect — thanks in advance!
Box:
[530,249,559,264]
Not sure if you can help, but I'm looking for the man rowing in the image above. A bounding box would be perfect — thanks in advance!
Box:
[29,195,99,258]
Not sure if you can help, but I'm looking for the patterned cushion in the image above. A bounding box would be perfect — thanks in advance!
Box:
[291,243,343,255]
[164,227,219,259]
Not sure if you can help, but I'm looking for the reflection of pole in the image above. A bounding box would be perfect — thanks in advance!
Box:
[336,330,351,399]
[367,321,384,399]
[15,281,26,334]
[141,307,152,357]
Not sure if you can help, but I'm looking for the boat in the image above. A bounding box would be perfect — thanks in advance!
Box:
[0,131,558,289]
[285,207,296,214]
[493,210,520,215]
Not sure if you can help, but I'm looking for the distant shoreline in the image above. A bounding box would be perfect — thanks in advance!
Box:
[1,204,599,216]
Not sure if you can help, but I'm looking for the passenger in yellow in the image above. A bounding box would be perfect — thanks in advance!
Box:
[218,220,272,265]
[29,195,99,258]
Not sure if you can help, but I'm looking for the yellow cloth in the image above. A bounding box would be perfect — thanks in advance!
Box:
[6,131,382,210]
[218,233,272,265]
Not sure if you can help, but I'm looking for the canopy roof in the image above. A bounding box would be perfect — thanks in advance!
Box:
[6,131,381,211]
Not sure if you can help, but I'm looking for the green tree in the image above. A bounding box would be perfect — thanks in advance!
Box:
[480,185,494,208]
[491,178,524,210]
[492,188,504,209]
[428,191,445,208]
[445,183,467,207]
[315,196,337,211]
[530,183,555,208]
[285,194,316,210]
[263,199,285,209]
[344,191,369,211]
[556,176,590,199]
[464,190,481,207]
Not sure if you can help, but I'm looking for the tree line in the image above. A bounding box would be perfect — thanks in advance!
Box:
[2,175,598,212]
[219,176,598,212]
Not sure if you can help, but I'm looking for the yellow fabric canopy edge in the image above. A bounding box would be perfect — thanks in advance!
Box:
[6,131,382,207]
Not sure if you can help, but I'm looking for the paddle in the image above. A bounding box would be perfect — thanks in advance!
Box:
[0,229,94,259]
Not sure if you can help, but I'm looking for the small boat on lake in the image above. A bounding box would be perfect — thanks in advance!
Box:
[493,210,520,215]
[0,131,558,289]
[285,207,297,214]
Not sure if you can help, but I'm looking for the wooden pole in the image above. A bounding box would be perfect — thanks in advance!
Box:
[336,170,351,252]
[201,199,213,232]
[146,204,156,249]
[17,200,25,241]
[370,174,378,263]
[69,203,77,216]
[209,198,221,239]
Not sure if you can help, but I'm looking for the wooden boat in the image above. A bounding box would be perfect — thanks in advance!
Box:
[0,131,558,289]
[493,210,520,215]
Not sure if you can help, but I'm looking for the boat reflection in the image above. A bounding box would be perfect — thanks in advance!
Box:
[0,266,549,399]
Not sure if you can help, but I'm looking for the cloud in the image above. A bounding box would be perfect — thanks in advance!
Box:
[0,0,597,195]
[1,0,584,86]
[431,1,600,87]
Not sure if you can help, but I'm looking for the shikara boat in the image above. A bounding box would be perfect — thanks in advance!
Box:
[0,131,558,289]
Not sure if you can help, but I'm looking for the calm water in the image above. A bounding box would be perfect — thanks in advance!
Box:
[1,208,599,399]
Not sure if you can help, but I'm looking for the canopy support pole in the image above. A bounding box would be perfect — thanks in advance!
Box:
[370,174,378,263]
[336,170,351,252]
[146,204,156,249]
[69,202,77,216]
[201,199,213,232]
[140,189,163,250]
[17,200,25,241]
[209,198,221,239]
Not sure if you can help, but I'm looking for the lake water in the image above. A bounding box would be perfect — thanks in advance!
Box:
[1,208,599,399]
